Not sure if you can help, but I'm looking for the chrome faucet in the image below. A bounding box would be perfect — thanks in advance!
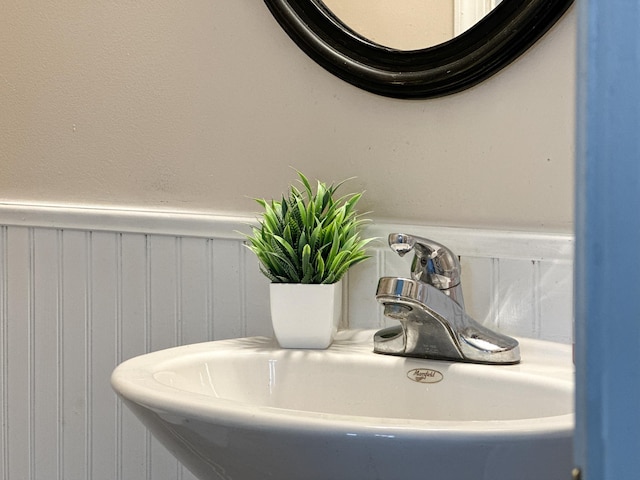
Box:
[374,233,520,364]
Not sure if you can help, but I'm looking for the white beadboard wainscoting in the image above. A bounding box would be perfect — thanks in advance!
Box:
[0,203,574,480]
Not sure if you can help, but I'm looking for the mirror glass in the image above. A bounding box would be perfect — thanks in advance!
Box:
[320,0,502,51]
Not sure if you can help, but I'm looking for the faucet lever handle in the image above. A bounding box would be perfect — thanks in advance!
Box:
[388,233,461,291]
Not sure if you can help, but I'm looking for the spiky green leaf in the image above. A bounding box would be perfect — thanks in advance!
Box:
[243,171,375,283]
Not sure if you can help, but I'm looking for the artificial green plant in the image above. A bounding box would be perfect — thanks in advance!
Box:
[244,172,374,284]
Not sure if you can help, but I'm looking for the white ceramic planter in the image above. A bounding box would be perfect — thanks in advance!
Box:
[269,281,342,349]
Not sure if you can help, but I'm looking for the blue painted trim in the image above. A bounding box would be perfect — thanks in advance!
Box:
[575,1,640,478]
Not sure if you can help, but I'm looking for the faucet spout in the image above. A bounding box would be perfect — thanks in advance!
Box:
[374,277,520,364]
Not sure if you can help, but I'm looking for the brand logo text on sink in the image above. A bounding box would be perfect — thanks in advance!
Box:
[406,368,444,384]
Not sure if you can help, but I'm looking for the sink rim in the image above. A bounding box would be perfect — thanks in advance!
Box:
[111,330,574,437]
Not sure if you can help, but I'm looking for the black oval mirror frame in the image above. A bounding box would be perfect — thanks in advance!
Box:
[264,0,574,99]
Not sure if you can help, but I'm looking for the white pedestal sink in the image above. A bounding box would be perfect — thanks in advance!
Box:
[111,329,574,480]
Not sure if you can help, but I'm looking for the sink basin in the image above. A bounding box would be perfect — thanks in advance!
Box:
[111,329,574,480]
